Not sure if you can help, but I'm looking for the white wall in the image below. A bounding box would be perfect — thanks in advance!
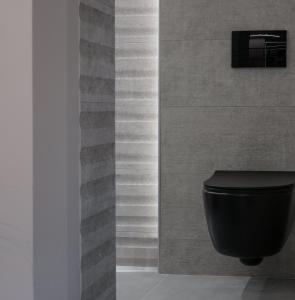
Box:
[0,1,34,299]
[0,1,80,299]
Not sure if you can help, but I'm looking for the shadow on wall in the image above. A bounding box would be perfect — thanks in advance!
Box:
[242,278,295,300]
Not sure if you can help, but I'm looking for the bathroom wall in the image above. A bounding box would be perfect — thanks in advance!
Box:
[80,0,116,299]
[34,0,80,299]
[116,0,159,268]
[0,1,80,299]
[0,1,33,298]
[160,0,295,277]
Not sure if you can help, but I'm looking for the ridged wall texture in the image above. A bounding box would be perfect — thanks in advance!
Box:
[160,0,295,277]
[116,0,159,267]
[80,0,116,299]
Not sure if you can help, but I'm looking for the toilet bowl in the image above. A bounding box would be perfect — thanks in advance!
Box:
[203,171,295,266]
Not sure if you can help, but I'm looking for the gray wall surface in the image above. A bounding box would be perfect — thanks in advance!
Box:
[80,0,116,299]
[160,0,295,277]
[115,0,159,268]
[34,0,80,299]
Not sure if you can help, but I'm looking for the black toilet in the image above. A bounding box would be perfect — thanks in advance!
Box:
[203,171,295,266]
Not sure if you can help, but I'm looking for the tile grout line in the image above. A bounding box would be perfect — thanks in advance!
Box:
[140,275,169,300]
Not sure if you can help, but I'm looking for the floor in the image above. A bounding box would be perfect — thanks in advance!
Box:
[117,271,295,300]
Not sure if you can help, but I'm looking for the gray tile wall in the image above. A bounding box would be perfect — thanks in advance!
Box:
[115,0,159,267]
[80,0,116,299]
[160,0,295,277]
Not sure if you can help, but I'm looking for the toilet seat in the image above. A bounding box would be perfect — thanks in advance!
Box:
[204,171,295,192]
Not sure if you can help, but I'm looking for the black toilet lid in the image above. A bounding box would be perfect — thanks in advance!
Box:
[204,171,295,190]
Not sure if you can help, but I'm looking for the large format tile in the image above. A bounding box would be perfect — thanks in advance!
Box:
[160,0,295,280]
[144,274,249,300]
[160,205,209,240]
[160,171,212,208]
[159,237,295,277]
[160,0,295,41]
[117,272,167,300]
[241,278,295,300]
[161,107,295,173]
[144,275,295,300]
[81,0,114,15]
[117,272,295,300]
[160,40,295,107]
[80,3,114,30]
[116,0,158,12]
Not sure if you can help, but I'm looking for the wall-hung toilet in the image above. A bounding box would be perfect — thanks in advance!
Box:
[203,171,295,266]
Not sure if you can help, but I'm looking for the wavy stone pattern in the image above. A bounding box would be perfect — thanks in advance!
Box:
[80,1,116,299]
[116,0,159,267]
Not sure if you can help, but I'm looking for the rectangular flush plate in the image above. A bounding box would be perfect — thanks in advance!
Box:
[232,30,287,68]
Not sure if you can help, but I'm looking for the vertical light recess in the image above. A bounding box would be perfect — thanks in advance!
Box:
[115,0,159,267]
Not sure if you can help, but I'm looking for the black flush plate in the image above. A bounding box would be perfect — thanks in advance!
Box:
[232,30,287,68]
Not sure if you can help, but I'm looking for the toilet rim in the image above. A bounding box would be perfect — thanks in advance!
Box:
[203,185,294,195]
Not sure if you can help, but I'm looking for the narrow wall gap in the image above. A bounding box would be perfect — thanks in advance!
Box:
[115,0,159,269]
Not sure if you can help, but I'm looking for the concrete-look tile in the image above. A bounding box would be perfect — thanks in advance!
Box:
[160,40,295,107]
[80,75,115,97]
[81,127,115,148]
[80,111,114,130]
[82,239,115,271]
[117,257,158,269]
[241,278,295,300]
[116,42,158,59]
[117,203,158,218]
[159,238,295,278]
[144,274,249,300]
[117,272,167,300]
[82,267,115,299]
[80,0,115,294]
[82,189,115,220]
[116,184,158,205]
[116,166,158,185]
[117,58,158,79]
[81,157,114,184]
[116,121,157,143]
[117,245,158,262]
[81,101,115,112]
[80,55,115,79]
[80,39,115,79]
[81,0,114,16]
[117,272,295,300]
[160,171,212,208]
[116,0,158,12]
[160,205,209,240]
[116,78,158,99]
[80,3,114,31]
[161,107,295,173]
[116,142,157,164]
[81,175,115,202]
[81,144,115,166]
[116,15,158,32]
[82,222,115,255]
[80,39,114,64]
[99,284,116,300]
[81,206,115,235]
[160,0,295,41]
[80,20,114,48]
[116,103,158,122]
[117,34,158,45]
